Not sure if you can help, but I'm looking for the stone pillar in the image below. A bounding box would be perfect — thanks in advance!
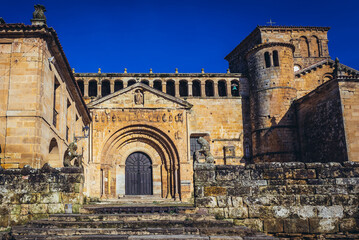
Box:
[124,80,128,88]
[227,80,232,97]
[162,81,166,93]
[110,80,114,94]
[175,82,179,97]
[149,81,153,88]
[214,81,219,97]
[97,81,101,97]
[201,83,205,97]
[174,167,180,200]
[84,82,89,97]
[188,82,193,97]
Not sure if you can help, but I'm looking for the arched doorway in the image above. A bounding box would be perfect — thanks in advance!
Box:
[125,152,153,195]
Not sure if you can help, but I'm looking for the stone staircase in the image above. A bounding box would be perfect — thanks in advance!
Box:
[4,206,278,240]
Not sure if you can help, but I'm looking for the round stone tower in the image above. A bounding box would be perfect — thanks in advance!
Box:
[246,42,298,162]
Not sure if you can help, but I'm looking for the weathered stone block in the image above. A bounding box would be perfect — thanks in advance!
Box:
[233,219,263,232]
[227,207,248,219]
[231,197,243,208]
[273,206,290,218]
[282,162,305,169]
[292,169,316,179]
[284,219,309,233]
[217,196,231,208]
[258,186,287,195]
[263,219,284,233]
[196,197,217,208]
[227,186,251,196]
[47,203,64,214]
[309,218,339,233]
[339,218,359,232]
[41,193,61,204]
[315,185,348,195]
[300,195,331,205]
[332,194,359,205]
[248,205,273,218]
[29,204,47,214]
[240,180,267,187]
[195,170,215,183]
[317,206,344,219]
[19,193,38,204]
[208,208,224,219]
[204,186,226,197]
[290,206,317,219]
[216,169,238,181]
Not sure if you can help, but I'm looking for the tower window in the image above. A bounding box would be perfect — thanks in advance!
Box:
[114,80,123,91]
[89,80,97,97]
[101,80,110,97]
[192,80,201,97]
[218,80,227,97]
[166,80,175,96]
[273,51,279,67]
[127,80,136,86]
[264,52,271,68]
[205,80,214,97]
[179,80,188,97]
[153,80,162,91]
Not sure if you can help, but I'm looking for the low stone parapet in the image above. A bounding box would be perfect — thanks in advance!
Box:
[194,162,359,239]
[0,164,84,230]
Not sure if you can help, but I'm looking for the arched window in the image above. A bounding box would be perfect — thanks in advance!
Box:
[89,80,97,97]
[141,80,149,85]
[166,80,175,96]
[311,36,320,57]
[299,36,310,57]
[264,52,271,68]
[192,80,201,97]
[101,80,110,97]
[179,80,188,97]
[231,80,239,97]
[153,80,162,91]
[48,138,59,167]
[273,50,279,67]
[77,80,84,96]
[218,80,227,97]
[205,80,214,97]
[114,80,123,91]
[127,80,136,87]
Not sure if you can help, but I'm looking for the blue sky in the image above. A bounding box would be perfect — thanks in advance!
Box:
[2,0,359,73]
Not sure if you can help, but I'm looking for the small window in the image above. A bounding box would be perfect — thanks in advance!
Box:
[114,80,123,91]
[127,80,136,86]
[89,80,97,97]
[273,51,279,67]
[264,52,271,68]
[205,80,214,97]
[179,80,188,97]
[190,137,202,158]
[166,80,175,96]
[231,80,239,97]
[218,80,227,97]
[101,80,110,97]
[153,80,162,91]
[192,80,201,97]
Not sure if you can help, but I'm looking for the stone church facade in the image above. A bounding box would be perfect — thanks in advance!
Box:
[1,11,359,203]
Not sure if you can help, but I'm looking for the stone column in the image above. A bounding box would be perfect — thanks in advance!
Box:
[188,82,193,97]
[149,81,153,88]
[227,80,232,97]
[201,83,205,97]
[214,81,219,97]
[175,82,179,97]
[110,80,114,94]
[84,82,89,97]
[123,80,128,88]
[97,81,102,97]
[162,81,166,93]
[174,167,180,200]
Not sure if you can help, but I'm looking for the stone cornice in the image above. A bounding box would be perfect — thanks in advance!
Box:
[245,42,295,58]
[75,73,242,78]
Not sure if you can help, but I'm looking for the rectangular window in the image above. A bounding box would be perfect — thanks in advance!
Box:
[53,78,60,128]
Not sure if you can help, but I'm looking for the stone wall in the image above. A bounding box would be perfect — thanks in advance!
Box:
[194,162,359,239]
[296,80,348,163]
[0,165,84,230]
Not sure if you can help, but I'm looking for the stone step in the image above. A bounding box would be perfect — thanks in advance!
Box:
[48,213,216,222]
[26,219,234,229]
[11,226,260,237]
[8,234,256,240]
[83,206,195,214]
